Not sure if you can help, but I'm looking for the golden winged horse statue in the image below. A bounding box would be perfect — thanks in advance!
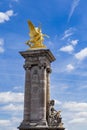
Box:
[25,20,48,49]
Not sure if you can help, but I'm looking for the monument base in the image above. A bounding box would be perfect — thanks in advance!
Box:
[18,127,65,130]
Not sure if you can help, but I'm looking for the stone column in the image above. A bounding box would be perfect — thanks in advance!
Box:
[39,63,47,125]
[23,64,31,122]
[46,67,51,121]
[18,49,56,130]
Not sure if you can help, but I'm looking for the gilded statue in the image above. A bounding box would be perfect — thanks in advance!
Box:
[25,20,48,49]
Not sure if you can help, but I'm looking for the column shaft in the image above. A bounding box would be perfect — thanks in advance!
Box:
[24,68,31,121]
[40,66,47,123]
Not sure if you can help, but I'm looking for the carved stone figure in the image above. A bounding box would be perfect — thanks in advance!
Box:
[48,100,63,128]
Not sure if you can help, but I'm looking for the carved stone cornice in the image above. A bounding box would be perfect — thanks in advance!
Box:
[19,49,56,63]
[23,64,32,70]
[39,62,47,69]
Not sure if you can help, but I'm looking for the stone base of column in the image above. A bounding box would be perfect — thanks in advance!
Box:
[18,120,48,130]
[18,127,65,130]
[18,121,65,130]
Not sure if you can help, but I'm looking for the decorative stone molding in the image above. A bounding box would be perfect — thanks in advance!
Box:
[46,67,52,73]
[23,64,32,70]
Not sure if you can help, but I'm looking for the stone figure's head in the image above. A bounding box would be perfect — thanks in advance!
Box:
[50,100,55,106]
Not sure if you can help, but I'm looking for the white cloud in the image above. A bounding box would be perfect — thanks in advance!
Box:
[0,120,11,126]
[76,112,87,118]
[75,48,87,60]
[68,0,80,22]
[63,101,87,111]
[6,10,14,16]
[66,64,74,72]
[0,38,4,53]
[1,103,23,111]
[71,39,79,46]
[0,10,14,23]
[61,28,74,40]
[60,45,74,53]
[0,117,21,130]
[55,100,62,105]
[0,46,4,53]
[0,91,24,103]
[62,101,87,126]
[0,92,23,129]
[69,118,86,124]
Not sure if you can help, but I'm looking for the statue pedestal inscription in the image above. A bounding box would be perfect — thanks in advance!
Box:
[18,49,65,130]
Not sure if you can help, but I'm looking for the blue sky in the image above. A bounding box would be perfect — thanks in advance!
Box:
[0,0,87,130]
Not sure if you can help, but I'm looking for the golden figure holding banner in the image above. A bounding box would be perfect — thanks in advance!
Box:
[26,20,48,49]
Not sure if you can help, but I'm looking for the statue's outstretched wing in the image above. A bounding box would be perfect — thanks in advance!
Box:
[28,20,38,38]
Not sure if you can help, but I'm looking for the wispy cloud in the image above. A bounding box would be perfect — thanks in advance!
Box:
[9,0,19,8]
[60,27,79,54]
[70,39,79,46]
[13,86,22,90]
[0,38,4,46]
[68,0,80,22]
[75,48,87,60]
[66,64,75,72]
[60,45,74,53]
[12,0,19,2]
[61,28,74,40]
[0,38,4,53]
[0,10,14,23]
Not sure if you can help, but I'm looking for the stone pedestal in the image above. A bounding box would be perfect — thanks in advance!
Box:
[19,128,65,130]
[18,49,65,130]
